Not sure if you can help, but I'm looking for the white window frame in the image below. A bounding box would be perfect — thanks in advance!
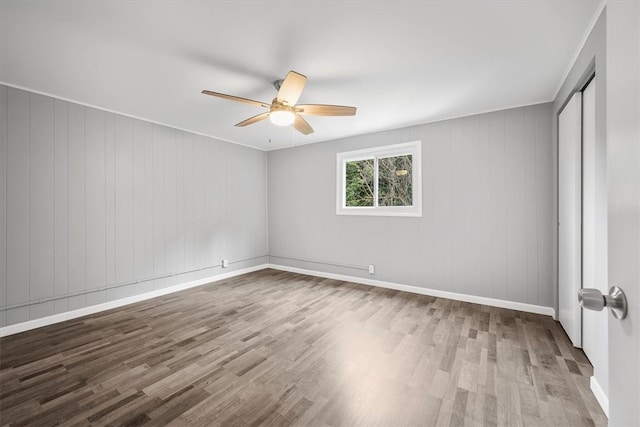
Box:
[336,141,422,217]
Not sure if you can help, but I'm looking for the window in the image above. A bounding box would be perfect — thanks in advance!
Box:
[336,141,422,216]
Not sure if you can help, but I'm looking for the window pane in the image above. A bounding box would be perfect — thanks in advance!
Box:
[345,159,374,206]
[378,155,412,206]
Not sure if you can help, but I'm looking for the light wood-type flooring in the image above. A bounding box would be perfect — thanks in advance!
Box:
[0,269,607,426]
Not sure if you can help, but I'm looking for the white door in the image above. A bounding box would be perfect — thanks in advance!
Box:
[581,78,606,366]
[558,92,582,347]
[607,2,639,424]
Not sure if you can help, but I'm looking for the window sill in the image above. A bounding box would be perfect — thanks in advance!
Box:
[336,208,422,217]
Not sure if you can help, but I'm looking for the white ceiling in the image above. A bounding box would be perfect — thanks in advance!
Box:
[1,1,602,150]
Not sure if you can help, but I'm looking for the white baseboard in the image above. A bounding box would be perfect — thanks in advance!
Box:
[0,264,268,337]
[2,262,556,337]
[266,263,556,317]
[590,375,609,418]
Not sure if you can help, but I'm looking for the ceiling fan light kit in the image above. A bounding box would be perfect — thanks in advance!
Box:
[202,70,357,135]
[269,108,295,126]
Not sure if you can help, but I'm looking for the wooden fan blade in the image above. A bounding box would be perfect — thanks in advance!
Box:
[235,112,270,127]
[277,71,307,106]
[201,90,269,108]
[296,104,357,116]
[293,114,314,135]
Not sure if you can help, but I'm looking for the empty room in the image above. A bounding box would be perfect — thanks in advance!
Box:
[0,1,638,425]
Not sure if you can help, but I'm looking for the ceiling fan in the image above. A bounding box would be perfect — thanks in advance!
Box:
[201,70,357,135]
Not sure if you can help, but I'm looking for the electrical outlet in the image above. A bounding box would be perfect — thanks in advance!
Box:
[368,264,375,275]
[222,259,229,268]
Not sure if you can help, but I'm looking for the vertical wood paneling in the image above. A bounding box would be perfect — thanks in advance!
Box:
[183,133,194,271]
[67,294,85,310]
[204,136,217,266]
[1,85,267,327]
[535,105,554,305]
[228,143,249,262]
[266,152,284,257]
[417,126,434,287]
[67,103,86,303]
[477,115,493,298]
[175,131,185,276]
[258,152,268,256]
[164,129,177,278]
[142,122,154,285]
[489,110,507,299]
[53,100,68,312]
[133,120,146,282]
[6,88,30,306]
[6,307,29,325]
[105,112,116,287]
[524,106,540,304]
[430,121,454,290]
[53,298,68,315]
[29,94,55,309]
[2,82,552,327]
[213,138,225,264]
[152,125,166,287]
[267,151,292,259]
[114,115,134,284]
[505,108,527,303]
[450,119,467,294]
[302,146,333,263]
[464,116,483,297]
[267,103,554,307]
[250,147,267,257]
[85,289,106,306]
[29,301,53,319]
[85,108,106,290]
[0,86,7,325]
[192,136,206,268]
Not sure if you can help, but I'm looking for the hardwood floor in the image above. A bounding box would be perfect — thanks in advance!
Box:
[0,269,607,426]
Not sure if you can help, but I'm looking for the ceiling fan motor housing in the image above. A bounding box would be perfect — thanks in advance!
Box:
[273,79,284,91]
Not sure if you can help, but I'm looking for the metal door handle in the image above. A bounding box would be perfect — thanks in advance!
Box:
[578,286,628,319]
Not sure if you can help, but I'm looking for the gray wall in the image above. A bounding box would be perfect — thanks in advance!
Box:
[268,103,554,307]
[0,85,268,327]
[0,85,556,328]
